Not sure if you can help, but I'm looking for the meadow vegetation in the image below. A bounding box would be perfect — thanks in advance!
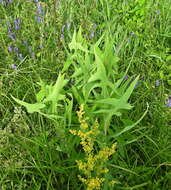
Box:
[0,0,171,189]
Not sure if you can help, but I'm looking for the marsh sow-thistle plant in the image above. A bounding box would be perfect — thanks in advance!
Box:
[65,27,147,139]
[70,105,117,190]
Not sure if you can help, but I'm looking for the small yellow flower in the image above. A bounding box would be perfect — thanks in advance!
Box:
[76,160,87,172]
[69,129,77,135]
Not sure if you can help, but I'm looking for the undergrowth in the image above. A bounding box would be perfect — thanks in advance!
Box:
[0,0,171,190]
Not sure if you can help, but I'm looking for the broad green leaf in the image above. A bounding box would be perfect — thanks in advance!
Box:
[69,29,89,53]
[41,73,68,114]
[95,97,133,110]
[36,80,46,102]
[12,96,45,113]
[43,73,67,103]
[93,109,121,116]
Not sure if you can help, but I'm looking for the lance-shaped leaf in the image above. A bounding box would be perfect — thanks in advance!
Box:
[111,103,149,138]
[93,76,139,115]
[88,46,108,83]
[93,97,132,116]
[120,75,139,102]
[82,82,103,102]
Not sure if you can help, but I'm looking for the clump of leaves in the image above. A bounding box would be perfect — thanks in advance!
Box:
[65,27,146,136]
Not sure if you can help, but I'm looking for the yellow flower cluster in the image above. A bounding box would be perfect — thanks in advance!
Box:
[70,104,117,190]
[95,143,117,161]
[78,176,105,190]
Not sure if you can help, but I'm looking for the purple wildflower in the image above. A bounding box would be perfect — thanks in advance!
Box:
[6,20,10,25]
[28,46,35,58]
[34,1,44,23]
[7,20,17,40]
[7,24,12,33]
[8,33,16,40]
[124,76,128,80]
[89,24,97,38]
[61,25,65,33]
[14,18,21,30]
[8,45,13,52]
[10,64,17,70]
[36,16,43,23]
[134,82,139,88]
[155,80,160,87]
[166,98,171,107]
[90,31,95,38]
[14,47,19,52]
[36,2,44,15]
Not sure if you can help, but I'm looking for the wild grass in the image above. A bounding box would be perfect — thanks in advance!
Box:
[0,0,171,189]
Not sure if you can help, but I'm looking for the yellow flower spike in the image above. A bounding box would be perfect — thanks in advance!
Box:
[70,105,117,189]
